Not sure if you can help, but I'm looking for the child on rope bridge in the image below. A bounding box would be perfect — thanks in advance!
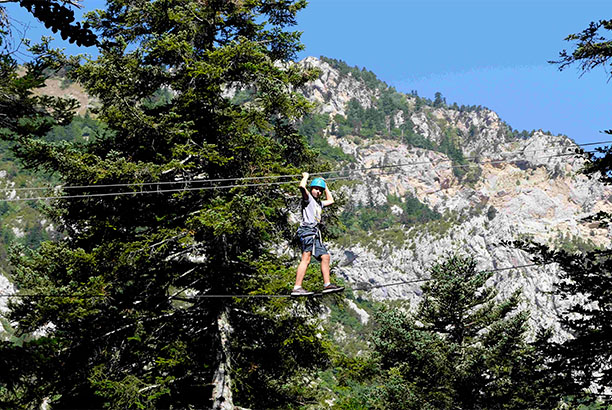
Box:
[292,172,344,296]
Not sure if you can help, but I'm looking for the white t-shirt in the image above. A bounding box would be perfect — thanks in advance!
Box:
[301,191,322,227]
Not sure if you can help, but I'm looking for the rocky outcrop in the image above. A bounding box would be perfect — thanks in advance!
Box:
[298,57,612,334]
[300,56,379,117]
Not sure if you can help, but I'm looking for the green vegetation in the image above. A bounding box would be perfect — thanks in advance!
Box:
[439,126,469,179]
[298,113,354,164]
[0,113,110,275]
[337,193,440,251]
[505,123,535,140]
[408,209,464,240]
[0,1,336,408]
[325,289,380,356]
[0,32,115,276]
[332,255,561,409]
[333,96,436,151]
[46,113,111,143]
[320,56,389,91]
[552,230,600,254]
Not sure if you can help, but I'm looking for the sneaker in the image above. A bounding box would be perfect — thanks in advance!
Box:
[322,283,345,294]
[291,287,314,296]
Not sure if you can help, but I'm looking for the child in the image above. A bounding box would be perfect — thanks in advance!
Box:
[292,172,344,296]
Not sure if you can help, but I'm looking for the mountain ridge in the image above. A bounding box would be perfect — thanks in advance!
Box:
[296,56,612,335]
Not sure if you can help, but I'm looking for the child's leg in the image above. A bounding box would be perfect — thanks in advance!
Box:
[320,254,331,284]
[295,252,311,287]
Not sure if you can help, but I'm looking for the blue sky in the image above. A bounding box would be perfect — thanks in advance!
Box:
[296,0,612,145]
[4,0,611,145]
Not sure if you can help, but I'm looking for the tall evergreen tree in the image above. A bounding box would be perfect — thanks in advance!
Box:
[0,3,79,141]
[364,255,559,409]
[515,242,612,402]
[0,1,334,408]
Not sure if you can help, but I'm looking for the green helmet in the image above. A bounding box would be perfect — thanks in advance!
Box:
[310,177,326,189]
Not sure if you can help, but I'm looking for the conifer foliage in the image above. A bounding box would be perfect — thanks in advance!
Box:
[18,0,97,47]
[515,242,612,401]
[0,1,331,408]
[363,256,557,409]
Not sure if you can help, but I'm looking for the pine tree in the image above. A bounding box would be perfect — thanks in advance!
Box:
[0,1,334,408]
[364,255,559,409]
[515,242,612,403]
[547,246,612,398]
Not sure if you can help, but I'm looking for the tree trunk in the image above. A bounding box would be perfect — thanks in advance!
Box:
[211,308,233,409]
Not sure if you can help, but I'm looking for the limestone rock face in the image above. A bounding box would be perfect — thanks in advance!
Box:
[300,56,379,117]
[298,57,612,334]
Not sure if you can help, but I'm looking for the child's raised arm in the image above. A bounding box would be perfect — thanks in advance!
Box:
[322,183,334,207]
[299,172,309,200]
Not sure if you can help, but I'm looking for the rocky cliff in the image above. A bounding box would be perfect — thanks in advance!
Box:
[299,56,612,334]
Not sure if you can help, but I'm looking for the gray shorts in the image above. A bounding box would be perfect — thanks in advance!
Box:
[297,226,329,260]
